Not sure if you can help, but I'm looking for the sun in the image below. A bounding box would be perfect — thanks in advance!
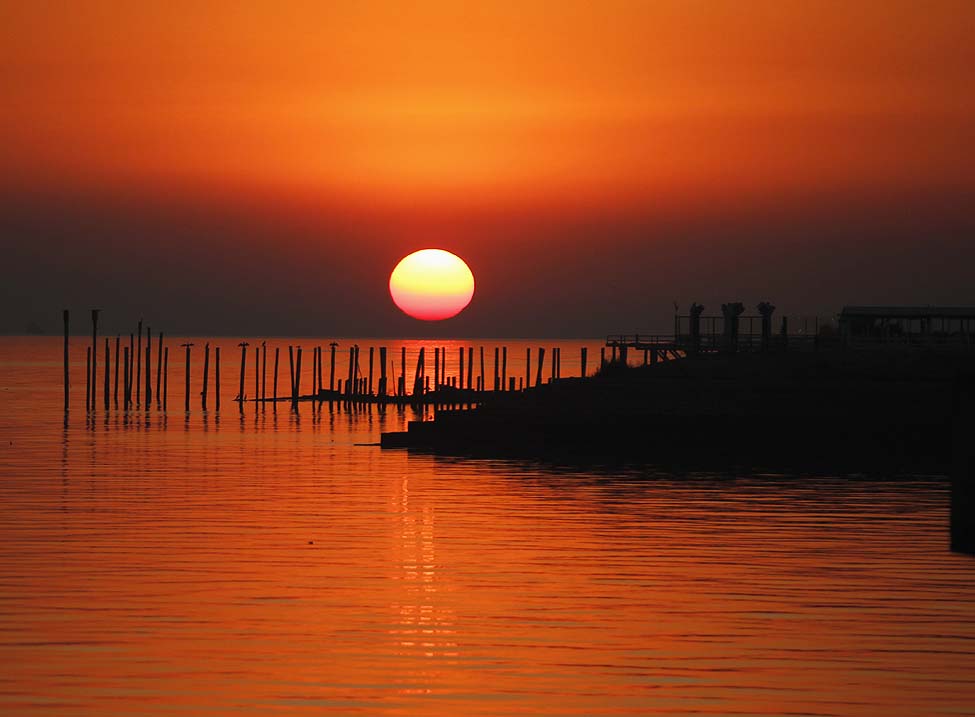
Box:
[389,249,475,321]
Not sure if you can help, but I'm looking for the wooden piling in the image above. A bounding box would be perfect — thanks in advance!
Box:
[551,346,556,381]
[600,347,606,368]
[434,347,440,390]
[182,343,192,412]
[238,342,248,401]
[526,348,531,388]
[62,310,69,412]
[123,347,129,409]
[104,338,110,410]
[317,345,323,398]
[254,342,260,404]
[128,334,134,400]
[156,332,163,407]
[536,347,545,387]
[273,347,279,404]
[493,347,500,391]
[215,346,221,411]
[581,347,588,377]
[379,347,387,397]
[261,342,267,403]
[90,309,99,411]
[162,347,168,410]
[329,343,336,392]
[135,319,142,407]
[368,347,374,395]
[509,377,515,391]
[114,335,120,408]
[480,347,485,393]
[414,348,425,397]
[501,347,507,391]
[145,327,152,406]
[202,343,210,410]
[294,347,302,406]
[346,347,354,395]
[289,346,295,402]
[400,347,406,396]
[467,346,473,390]
[85,346,91,412]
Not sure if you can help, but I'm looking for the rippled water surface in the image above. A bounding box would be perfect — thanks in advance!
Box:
[1,337,973,716]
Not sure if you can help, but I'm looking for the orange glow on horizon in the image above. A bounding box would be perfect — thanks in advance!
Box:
[389,249,475,321]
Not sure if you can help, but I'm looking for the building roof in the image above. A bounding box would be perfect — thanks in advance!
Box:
[840,306,975,319]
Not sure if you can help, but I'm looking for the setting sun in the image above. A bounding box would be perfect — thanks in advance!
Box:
[389,249,475,321]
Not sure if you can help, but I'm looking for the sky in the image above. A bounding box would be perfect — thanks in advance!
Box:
[2,1,973,336]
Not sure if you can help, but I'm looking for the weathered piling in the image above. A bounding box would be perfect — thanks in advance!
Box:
[114,335,120,408]
[294,347,303,407]
[581,347,588,377]
[182,343,192,412]
[368,347,375,395]
[379,347,388,397]
[289,346,295,402]
[128,334,134,400]
[135,319,142,407]
[273,347,280,404]
[85,346,91,412]
[467,346,473,390]
[62,310,69,412]
[501,347,507,391]
[145,327,152,406]
[254,342,260,404]
[413,348,425,397]
[434,347,440,390]
[329,343,336,392]
[156,332,163,407]
[480,347,485,393]
[346,347,354,395]
[400,347,407,397]
[551,347,556,381]
[317,345,323,398]
[459,347,465,390]
[238,342,248,401]
[162,347,168,410]
[261,342,267,404]
[536,347,545,387]
[493,347,500,391]
[123,346,130,409]
[526,347,531,388]
[202,343,210,410]
[103,338,109,410]
[215,346,221,411]
[90,309,99,411]
[354,345,361,395]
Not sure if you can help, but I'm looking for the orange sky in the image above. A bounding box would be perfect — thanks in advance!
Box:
[2,1,973,211]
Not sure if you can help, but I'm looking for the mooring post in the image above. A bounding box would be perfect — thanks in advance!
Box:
[557,347,561,378]
[526,347,531,387]
[145,327,152,406]
[156,332,163,406]
[551,347,556,382]
[237,342,249,402]
[85,346,91,413]
[289,346,295,402]
[122,347,130,409]
[294,347,302,407]
[114,335,120,408]
[354,345,361,395]
[368,347,374,395]
[581,347,588,377]
[346,347,354,396]
[459,347,465,390]
[493,347,500,391]
[467,346,473,390]
[501,347,507,391]
[536,347,545,387]
[273,347,280,404]
[261,342,267,404]
[479,346,485,393]
[400,347,406,397]
[215,346,221,411]
[254,342,260,404]
[379,347,387,397]
[162,347,168,410]
[329,343,336,392]
[434,347,440,390]
[62,310,69,412]
[103,338,110,410]
[182,343,193,412]
[202,342,210,410]
[414,348,425,397]
[90,309,99,411]
[128,334,134,401]
[135,318,142,407]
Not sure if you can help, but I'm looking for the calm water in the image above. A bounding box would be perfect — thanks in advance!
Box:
[1,336,973,716]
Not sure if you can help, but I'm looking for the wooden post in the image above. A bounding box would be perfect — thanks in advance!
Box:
[202,342,210,410]
[128,334,134,401]
[509,377,515,391]
[600,347,606,368]
[62,310,69,412]
[368,347,374,395]
[556,347,561,378]
[273,347,280,404]
[145,327,152,406]
[135,318,142,407]
[103,338,110,410]
[294,347,302,406]
[156,332,163,407]
[347,347,354,395]
[479,346,485,393]
[114,335,120,408]
[526,348,531,388]
[261,342,268,403]
[85,346,91,412]
[289,346,296,402]
[400,347,406,397]
[459,347,465,390]
[414,348,425,396]
[493,347,500,391]
[551,346,556,381]
[215,346,221,411]
[237,342,249,401]
[317,345,323,398]
[329,343,336,392]
[581,347,588,377]
[90,309,99,411]
[182,343,193,412]
[536,347,545,387]
[501,347,507,391]
[163,347,168,410]
[434,347,440,390]
[354,345,361,395]
[379,347,387,397]
[123,346,130,409]
[467,346,473,390]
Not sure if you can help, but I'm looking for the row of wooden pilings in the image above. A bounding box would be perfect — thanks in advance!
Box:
[63,310,590,413]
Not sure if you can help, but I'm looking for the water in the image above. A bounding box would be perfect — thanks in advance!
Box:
[1,336,973,716]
